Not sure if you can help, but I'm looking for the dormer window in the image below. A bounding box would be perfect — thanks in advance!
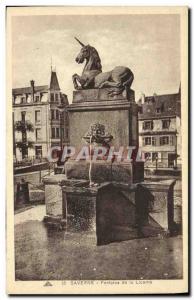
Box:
[21,96,25,104]
[27,95,32,103]
[156,103,164,113]
[156,107,161,113]
[35,95,39,102]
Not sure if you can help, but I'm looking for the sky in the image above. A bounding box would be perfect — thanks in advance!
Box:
[12,14,180,102]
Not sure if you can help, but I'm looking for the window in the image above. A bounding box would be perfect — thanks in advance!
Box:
[35,110,41,123]
[160,136,169,145]
[61,128,64,140]
[51,110,55,120]
[51,128,60,139]
[152,137,156,146]
[61,111,64,119]
[56,128,60,138]
[56,110,59,120]
[144,152,151,160]
[21,111,26,122]
[168,153,176,168]
[162,119,170,129]
[144,137,151,146]
[51,110,60,120]
[35,129,41,141]
[55,94,59,102]
[35,146,42,158]
[170,135,174,146]
[143,121,153,130]
[51,128,55,138]
[50,93,54,102]
[152,152,158,161]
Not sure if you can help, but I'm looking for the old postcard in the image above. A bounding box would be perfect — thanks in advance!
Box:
[6,6,188,294]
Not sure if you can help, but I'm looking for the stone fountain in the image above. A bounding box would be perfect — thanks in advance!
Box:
[43,39,176,245]
[43,86,176,245]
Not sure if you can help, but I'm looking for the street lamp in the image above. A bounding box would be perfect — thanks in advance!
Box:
[57,103,65,166]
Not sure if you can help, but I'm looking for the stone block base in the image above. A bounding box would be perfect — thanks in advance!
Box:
[43,215,66,230]
[29,189,45,203]
[43,175,176,245]
[65,160,144,184]
[43,174,66,218]
[136,180,176,232]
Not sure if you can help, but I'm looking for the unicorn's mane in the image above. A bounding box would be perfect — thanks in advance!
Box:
[89,46,102,71]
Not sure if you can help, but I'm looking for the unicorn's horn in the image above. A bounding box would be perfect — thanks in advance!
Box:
[74,37,85,47]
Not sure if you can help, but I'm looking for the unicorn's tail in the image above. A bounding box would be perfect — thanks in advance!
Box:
[107,72,134,96]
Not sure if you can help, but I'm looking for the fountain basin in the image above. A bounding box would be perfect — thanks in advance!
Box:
[43,174,176,245]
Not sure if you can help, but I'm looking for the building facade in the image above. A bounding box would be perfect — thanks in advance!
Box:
[138,86,181,169]
[12,71,69,161]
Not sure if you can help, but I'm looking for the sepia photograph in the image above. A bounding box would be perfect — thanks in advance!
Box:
[6,6,188,294]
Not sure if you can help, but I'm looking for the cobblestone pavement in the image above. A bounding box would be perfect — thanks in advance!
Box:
[15,205,183,280]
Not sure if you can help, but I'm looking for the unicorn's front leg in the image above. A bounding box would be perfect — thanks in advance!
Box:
[72,74,84,90]
[72,74,86,90]
[72,74,79,89]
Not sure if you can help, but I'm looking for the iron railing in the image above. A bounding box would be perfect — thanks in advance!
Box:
[13,156,49,168]
[144,157,182,169]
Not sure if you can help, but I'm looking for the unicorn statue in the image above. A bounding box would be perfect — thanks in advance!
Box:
[72,37,134,96]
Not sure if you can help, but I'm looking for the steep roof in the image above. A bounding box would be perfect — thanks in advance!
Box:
[13,70,61,95]
[50,71,60,90]
[138,92,181,119]
[13,85,48,95]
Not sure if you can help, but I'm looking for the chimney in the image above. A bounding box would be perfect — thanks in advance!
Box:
[30,80,35,101]
[141,93,145,103]
[152,93,157,102]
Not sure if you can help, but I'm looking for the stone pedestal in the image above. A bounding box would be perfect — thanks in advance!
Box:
[67,88,138,149]
[65,87,143,185]
[43,174,67,228]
